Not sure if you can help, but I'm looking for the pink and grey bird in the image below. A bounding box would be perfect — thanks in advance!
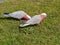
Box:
[3,11,31,20]
[20,13,47,27]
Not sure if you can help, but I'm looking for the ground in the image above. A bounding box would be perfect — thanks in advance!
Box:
[0,0,60,45]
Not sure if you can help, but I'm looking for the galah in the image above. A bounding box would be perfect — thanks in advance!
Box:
[20,13,47,27]
[3,11,31,20]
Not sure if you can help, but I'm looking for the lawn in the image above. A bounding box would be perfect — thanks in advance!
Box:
[0,0,60,45]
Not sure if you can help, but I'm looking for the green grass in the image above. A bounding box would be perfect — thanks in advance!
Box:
[0,0,60,45]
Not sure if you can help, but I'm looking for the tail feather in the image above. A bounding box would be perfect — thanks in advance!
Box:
[3,13,10,15]
[3,13,10,17]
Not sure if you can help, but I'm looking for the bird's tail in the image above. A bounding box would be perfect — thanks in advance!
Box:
[20,23,30,27]
[3,13,10,17]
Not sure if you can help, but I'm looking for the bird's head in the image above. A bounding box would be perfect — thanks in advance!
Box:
[40,13,47,20]
[22,15,31,20]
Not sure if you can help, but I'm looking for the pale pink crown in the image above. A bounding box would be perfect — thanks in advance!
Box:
[40,13,47,20]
